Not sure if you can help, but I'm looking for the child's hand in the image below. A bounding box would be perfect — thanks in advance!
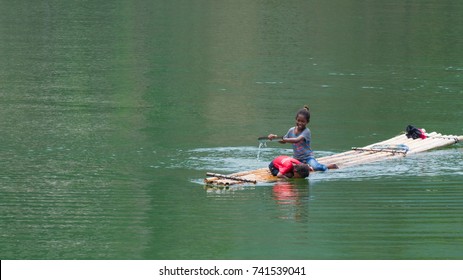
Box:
[268,134,278,140]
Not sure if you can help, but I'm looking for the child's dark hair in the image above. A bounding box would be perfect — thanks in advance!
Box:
[294,164,310,178]
[296,105,310,122]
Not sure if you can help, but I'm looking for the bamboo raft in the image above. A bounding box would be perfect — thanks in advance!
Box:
[204,131,462,187]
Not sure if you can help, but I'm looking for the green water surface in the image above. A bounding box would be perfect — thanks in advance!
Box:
[1,0,462,259]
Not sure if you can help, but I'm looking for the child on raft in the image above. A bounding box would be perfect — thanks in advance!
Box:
[269,155,311,179]
[268,105,338,171]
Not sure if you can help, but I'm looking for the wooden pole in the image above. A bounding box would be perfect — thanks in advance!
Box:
[205,172,257,184]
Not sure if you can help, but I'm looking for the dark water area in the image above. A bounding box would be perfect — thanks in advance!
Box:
[1,0,462,259]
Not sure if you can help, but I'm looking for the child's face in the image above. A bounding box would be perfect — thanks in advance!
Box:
[295,114,308,130]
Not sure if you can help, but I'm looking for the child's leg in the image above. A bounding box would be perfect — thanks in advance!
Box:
[307,157,328,172]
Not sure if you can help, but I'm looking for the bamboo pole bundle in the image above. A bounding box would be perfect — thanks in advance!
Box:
[338,133,458,168]
[364,134,408,147]
[406,133,449,153]
[318,150,361,163]
[206,167,275,186]
[319,134,407,164]
[321,142,410,165]
[347,145,409,160]
[318,152,359,165]
[408,137,458,154]
[205,168,267,184]
[383,132,435,148]
[339,150,404,168]
[321,132,459,170]
[329,132,459,170]
[320,132,425,165]
[322,132,442,168]
[404,133,441,151]
[319,135,411,166]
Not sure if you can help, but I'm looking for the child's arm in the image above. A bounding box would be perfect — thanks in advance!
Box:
[268,134,287,144]
[283,135,305,143]
[276,172,287,178]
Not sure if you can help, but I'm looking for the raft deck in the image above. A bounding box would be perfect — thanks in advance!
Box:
[204,131,462,187]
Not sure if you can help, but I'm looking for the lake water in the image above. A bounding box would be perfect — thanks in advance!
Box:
[1,0,462,260]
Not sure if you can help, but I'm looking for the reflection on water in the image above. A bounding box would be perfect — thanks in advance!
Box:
[272,181,311,222]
